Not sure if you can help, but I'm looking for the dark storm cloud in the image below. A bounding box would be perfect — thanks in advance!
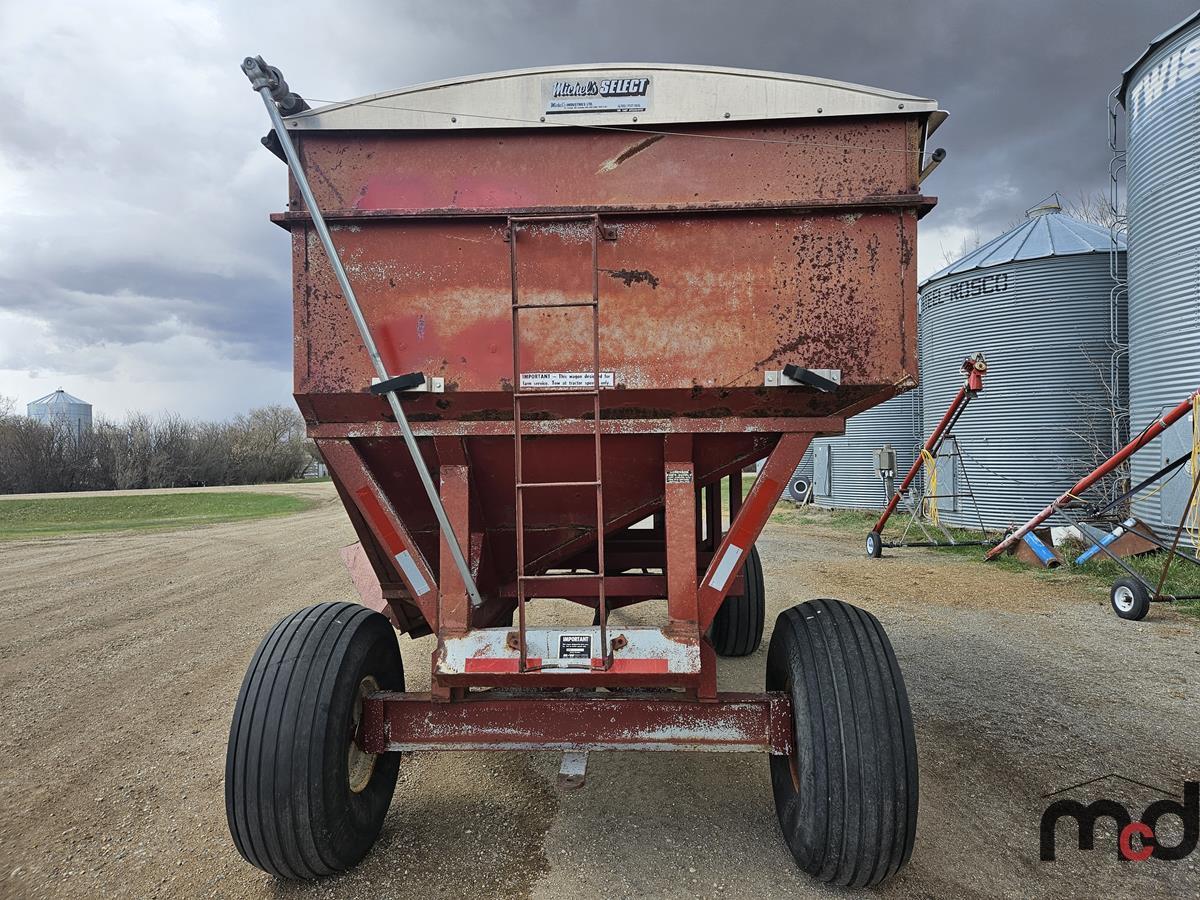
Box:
[349,0,1196,239]
[0,267,291,364]
[1,0,1195,416]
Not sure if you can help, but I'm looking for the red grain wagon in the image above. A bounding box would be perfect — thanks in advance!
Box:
[229,57,944,888]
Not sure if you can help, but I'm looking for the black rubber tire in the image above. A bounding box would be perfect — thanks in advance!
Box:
[1110,578,1151,621]
[788,477,811,504]
[225,602,404,879]
[710,545,766,657]
[865,531,883,559]
[767,599,918,887]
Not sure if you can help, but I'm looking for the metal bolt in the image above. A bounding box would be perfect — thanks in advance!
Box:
[724,112,731,118]
[451,116,457,123]
[632,116,638,122]
[817,107,823,114]
[898,103,905,109]
[539,116,546,122]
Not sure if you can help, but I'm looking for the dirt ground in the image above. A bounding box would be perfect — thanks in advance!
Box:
[1,481,1197,899]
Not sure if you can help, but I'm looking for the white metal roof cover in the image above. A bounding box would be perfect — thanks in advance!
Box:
[283,63,944,133]
[921,210,1125,285]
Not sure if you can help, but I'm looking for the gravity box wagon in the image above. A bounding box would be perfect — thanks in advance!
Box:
[228,58,944,888]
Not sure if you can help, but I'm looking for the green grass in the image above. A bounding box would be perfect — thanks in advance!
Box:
[763,496,1200,619]
[0,491,315,540]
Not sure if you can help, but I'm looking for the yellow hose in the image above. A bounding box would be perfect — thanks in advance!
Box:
[921,448,939,526]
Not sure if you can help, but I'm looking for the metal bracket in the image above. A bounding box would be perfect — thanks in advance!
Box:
[371,374,444,394]
[764,367,842,390]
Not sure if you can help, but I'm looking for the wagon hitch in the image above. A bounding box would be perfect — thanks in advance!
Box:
[241,55,484,608]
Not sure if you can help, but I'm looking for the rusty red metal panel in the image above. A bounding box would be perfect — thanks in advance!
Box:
[293,211,919,399]
[498,574,666,598]
[306,416,847,437]
[664,434,697,629]
[437,463,471,635]
[279,103,925,696]
[291,119,924,214]
[320,438,440,631]
[359,691,794,754]
[338,542,403,629]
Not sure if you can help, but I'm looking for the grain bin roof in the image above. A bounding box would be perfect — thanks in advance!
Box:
[1118,9,1200,105]
[921,202,1124,285]
[29,389,89,406]
[282,63,945,133]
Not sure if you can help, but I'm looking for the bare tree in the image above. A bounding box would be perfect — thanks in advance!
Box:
[0,403,315,494]
[938,229,983,267]
[1059,189,1125,229]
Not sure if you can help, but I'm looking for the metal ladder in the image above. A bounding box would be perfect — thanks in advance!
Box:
[508,214,611,673]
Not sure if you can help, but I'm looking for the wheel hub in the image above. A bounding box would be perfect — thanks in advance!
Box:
[347,675,380,794]
[1113,586,1135,613]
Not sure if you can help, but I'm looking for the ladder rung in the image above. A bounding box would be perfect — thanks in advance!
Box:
[519,573,604,581]
[515,390,599,398]
[513,301,598,310]
[517,480,601,489]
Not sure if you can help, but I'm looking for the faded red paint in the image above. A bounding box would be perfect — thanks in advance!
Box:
[281,104,930,742]
[359,691,795,755]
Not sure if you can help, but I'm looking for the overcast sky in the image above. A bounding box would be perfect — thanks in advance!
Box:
[0,1,1193,420]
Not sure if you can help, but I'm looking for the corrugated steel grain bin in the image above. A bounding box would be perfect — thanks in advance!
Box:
[811,391,921,510]
[1119,12,1200,536]
[917,202,1126,529]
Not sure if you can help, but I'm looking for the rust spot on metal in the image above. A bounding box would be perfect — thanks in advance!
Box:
[602,267,660,290]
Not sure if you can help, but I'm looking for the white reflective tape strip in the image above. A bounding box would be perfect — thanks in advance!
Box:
[395,550,431,596]
[709,544,744,591]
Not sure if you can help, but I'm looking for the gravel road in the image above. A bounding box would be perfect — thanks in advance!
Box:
[1,482,1197,899]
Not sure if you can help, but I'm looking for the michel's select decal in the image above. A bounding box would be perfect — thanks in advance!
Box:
[544,75,652,115]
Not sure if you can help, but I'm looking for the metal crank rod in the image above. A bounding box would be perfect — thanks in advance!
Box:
[241,55,483,608]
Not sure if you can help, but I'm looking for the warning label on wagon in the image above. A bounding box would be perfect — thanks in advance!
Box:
[558,634,592,659]
[543,76,652,115]
[519,372,615,389]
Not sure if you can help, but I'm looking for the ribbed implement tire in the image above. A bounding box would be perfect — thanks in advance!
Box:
[766,599,918,887]
[710,545,765,657]
[225,602,404,879]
